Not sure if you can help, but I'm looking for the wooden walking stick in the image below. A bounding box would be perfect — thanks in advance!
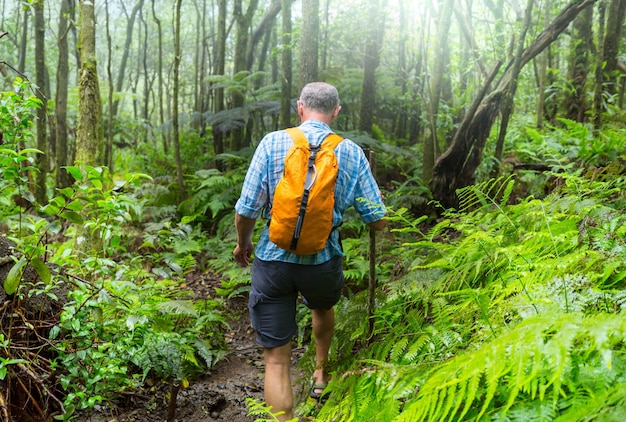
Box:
[367,150,377,341]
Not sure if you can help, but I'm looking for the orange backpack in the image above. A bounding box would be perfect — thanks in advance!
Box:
[269,127,344,255]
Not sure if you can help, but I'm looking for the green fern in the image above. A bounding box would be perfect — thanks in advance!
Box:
[396,312,626,421]
[457,175,516,213]
[156,300,199,317]
[245,397,297,422]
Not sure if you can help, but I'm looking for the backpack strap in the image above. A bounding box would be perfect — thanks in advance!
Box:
[322,133,344,150]
[284,127,309,148]
[284,127,344,150]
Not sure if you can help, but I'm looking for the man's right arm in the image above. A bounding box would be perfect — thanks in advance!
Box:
[233,213,256,267]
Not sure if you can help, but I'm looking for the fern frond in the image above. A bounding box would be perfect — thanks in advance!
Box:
[457,175,516,214]
[553,382,626,421]
[173,253,198,275]
[500,177,516,208]
[193,338,227,369]
[389,336,409,362]
[156,300,199,317]
[396,312,626,421]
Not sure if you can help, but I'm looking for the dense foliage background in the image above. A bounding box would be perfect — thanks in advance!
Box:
[1,0,626,420]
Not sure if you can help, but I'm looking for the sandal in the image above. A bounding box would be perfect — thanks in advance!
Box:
[310,382,329,402]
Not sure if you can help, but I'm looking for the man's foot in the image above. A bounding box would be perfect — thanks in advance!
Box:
[310,381,329,402]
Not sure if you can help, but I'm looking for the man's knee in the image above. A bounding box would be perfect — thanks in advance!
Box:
[264,343,292,366]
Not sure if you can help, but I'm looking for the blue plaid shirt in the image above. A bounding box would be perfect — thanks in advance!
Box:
[235,120,386,265]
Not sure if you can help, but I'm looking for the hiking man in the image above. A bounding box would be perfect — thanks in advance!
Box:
[234,82,386,421]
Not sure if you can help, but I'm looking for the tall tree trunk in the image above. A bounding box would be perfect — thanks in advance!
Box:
[198,0,208,137]
[423,0,453,183]
[256,23,272,77]
[407,25,425,146]
[536,0,551,128]
[494,0,534,172]
[151,0,167,154]
[248,0,282,70]
[359,0,386,133]
[280,0,292,128]
[231,0,259,150]
[193,0,203,121]
[601,0,626,96]
[563,5,593,122]
[321,0,330,70]
[271,25,279,84]
[430,0,597,209]
[105,0,114,170]
[76,0,104,166]
[592,1,606,130]
[212,0,226,157]
[394,0,408,140]
[299,0,319,88]
[56,0,72,189]
[34,0,48,205]
[141,5,151,143]
[173,0,185,199]
[112,0,145,117]
[18,5,29,73]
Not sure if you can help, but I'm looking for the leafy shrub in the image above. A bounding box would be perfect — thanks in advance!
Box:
[0,78,42,221]
[2,162,228,419]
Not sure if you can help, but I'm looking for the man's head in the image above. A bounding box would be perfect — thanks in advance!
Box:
[298,82,341,120]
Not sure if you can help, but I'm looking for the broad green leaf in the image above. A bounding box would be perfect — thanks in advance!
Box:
[49,325,60,340]
[4,257,27,295]
[58,187,75,198]
[40,203,59,216]
[60,211,84,225]
[20,148,44,155]
[65,166,84,181]
[31,257,51,284]
[65,201,84,211]
[181,215,198,225]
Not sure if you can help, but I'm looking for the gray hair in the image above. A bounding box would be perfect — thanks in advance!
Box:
[299,82,340,114]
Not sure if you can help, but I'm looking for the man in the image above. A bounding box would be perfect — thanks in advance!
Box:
[233,82,386,421]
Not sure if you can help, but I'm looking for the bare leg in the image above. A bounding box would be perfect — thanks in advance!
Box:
[311,308,335,388]
[263,343,293,421]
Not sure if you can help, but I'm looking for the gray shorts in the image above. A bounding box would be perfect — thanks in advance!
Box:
[248,256,344,348]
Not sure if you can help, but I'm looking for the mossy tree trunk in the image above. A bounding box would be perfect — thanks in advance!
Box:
[422,0,453,184]
[34,0,48,205]
[280,0,292,128]
[299,0,319,89]
[172,0,185,199]
[359,0,386,134]
[111,0,145,117]
[212,0,226,157]
[230,0,259,151]
[76,0,103,166]
[563,6,593,122]
[55,0,72,189]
